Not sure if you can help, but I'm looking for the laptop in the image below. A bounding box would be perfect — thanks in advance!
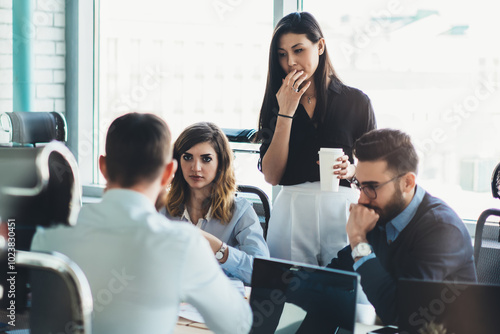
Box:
[398,278,500,334]
[249,258,360,334]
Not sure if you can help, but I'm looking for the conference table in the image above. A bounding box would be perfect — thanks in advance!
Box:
[174,319,384,333]
[174,303,385,333]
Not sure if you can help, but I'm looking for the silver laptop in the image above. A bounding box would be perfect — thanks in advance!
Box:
[250,258,360,334]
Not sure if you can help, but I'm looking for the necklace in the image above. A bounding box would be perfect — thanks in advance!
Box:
[305,96,315,104]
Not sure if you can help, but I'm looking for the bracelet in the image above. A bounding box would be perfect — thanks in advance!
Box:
[277,113,294,119]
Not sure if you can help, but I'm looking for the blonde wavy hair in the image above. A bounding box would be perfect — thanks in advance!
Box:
[164,122,237,223]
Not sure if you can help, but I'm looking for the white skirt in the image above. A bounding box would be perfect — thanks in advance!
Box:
[266,181,359,266]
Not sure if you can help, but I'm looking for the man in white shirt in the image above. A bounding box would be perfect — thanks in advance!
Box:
[31,113,252,334]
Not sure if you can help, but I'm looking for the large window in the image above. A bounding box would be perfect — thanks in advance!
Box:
[95,0,273,193]
[87,0,500,220]
[303,0,500,219]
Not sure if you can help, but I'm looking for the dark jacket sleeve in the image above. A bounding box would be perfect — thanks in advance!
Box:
[356,258,398,325]
[328,244,399,325]
[354,207,475,325]
[326,245,355,272]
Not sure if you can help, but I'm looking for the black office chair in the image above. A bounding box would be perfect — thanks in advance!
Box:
[473,162,500,284]
[0,112,89,332]
[16,250,93,334]
[222,128,257,143]
[237,185,271,240]
[1,111,66,146]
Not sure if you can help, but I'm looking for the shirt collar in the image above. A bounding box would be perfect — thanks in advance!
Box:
[387,185,425,234]
[181,206,213,227]
[102,188,156,213]
[327,77,343,94]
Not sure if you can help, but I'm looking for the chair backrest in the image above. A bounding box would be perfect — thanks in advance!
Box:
[221,128,257,143]
[0,141,81,229]
[473,162,500,284]
[0,138,83,328]
[473,209,500,284]
[16,250,93,334]
[1,111,66,145]
[492,162,500,199]
[236,185,271,240]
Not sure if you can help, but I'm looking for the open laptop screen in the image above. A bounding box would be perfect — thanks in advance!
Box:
[250,258,359,334]
[398,278,500,334]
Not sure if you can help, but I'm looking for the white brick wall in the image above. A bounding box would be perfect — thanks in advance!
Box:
[0,0,65,113]
[0,39,10,52]
[0,83,12,98]
[0,8,12,23]
[0,54,11,67]
[34,69,53,83]
[35,54,64,69]
[0,0,11,108]
[54,13,64,27]
[53,69,64,83]
[38,0,64,13]
[33,11,53,26]
[0,0,11,10]
[0,23,12,39]
[34,40,55,54]
[0,68,11,83]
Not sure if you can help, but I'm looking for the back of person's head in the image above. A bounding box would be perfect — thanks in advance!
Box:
[167,122,236,222]
[105,112,172,187]
[353,128,419,175]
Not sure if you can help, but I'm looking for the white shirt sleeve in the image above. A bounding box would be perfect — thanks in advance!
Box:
[181,232,252,334]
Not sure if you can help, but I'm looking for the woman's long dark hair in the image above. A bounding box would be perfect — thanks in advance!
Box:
[257,12,342,143]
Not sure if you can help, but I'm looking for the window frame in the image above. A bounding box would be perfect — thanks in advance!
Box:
[73,0,300,197]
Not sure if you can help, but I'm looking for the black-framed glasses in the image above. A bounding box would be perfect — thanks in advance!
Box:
[349,173,406,200]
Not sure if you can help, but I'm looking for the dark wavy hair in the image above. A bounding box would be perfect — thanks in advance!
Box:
[257,11,342,142]
[353,129,419,175]
[165,122,236,223]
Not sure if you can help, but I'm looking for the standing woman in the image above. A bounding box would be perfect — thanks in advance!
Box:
[258,12,376,266]
[162,122,269,284]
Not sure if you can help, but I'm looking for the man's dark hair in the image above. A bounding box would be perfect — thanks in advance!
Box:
[105,113,171,187]
[353,128,419,175]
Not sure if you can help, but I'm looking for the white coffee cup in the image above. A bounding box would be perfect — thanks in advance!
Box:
[318,148,344,192]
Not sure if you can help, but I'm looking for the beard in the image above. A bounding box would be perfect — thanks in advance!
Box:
[365,186,407,227]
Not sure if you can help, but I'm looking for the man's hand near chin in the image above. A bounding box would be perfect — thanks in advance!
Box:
[346,203,379,249]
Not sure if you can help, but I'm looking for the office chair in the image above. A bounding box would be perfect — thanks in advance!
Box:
[16,250,93,334]
[1,111,66,146]
[0,140,81,229]
[473,162,500,284]
[0,112,87,331]
[237,185,271,240]
[221,128,257,143]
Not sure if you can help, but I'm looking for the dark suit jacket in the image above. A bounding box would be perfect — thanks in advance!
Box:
[327,191,477,325]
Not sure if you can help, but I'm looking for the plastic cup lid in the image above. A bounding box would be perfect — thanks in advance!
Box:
[318,148,344,154]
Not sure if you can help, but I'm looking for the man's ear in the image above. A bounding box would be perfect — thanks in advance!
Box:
[99,155,109,181]
[402,172,416,193]
[160,159,178,187]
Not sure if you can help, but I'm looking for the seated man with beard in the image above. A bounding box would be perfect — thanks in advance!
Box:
[327,128,477,325]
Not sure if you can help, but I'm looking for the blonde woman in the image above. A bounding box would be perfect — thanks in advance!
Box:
[162,122,269,284]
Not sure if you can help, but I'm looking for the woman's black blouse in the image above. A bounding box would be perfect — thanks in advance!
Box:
[259,80,376,187]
